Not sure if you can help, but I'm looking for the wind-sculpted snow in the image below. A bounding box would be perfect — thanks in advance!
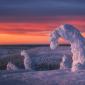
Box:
[21,50,63,70]
[32,53,62,70]
[6,62,19,71]
[21,47,71,70]
[21,50,32,70]
[50,24,85,72]
[0,46,71,70]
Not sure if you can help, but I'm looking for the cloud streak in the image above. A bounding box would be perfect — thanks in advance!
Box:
[0,0,85,44]
[0,18,85,34]
[0,0,85,22]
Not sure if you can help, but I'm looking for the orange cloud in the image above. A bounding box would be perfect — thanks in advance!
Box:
[0,16,85,44]
[0,20,85,34]
[0,33,49,44]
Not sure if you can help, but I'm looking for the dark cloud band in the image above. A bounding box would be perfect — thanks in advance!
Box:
[0,0,85,22]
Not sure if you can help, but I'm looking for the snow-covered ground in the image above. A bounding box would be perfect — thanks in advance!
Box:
[0,45,85,85]
[0,69,85,85]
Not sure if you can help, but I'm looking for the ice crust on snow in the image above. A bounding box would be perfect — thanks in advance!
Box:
[21,50,32,70]
[50,24,85,72]
[6,62,18,71]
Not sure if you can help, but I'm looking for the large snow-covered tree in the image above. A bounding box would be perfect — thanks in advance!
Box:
[50,24,85,72]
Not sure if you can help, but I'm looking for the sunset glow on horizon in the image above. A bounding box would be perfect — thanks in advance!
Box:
[0,18,85,45]
[0,0,85,44]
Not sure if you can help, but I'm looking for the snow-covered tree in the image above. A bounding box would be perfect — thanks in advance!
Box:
[6,62,18,71]
[50,24,85,72]
[21,50,32,70]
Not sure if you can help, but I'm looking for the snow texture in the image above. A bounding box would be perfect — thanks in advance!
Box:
[21,50,32,70]
[6,62,18,71]
[0,45,85,85]
[1,70,85,85]
[50,24,85,72]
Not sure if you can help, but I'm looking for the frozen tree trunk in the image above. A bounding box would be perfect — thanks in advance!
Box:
[71,39,85,72]
[6,62,18,71]
[21,50,32,70]
[50,24,85,72]
[60,55,72,70]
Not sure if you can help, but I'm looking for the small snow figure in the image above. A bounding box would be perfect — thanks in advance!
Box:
[6,62,18,71]
[60,55,72,70]
[50,24,85,72]
[21,50,32,70]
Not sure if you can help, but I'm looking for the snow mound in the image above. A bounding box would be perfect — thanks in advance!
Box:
[21,50,32,70]
[6,62,19,71]
[50,24,85,72]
